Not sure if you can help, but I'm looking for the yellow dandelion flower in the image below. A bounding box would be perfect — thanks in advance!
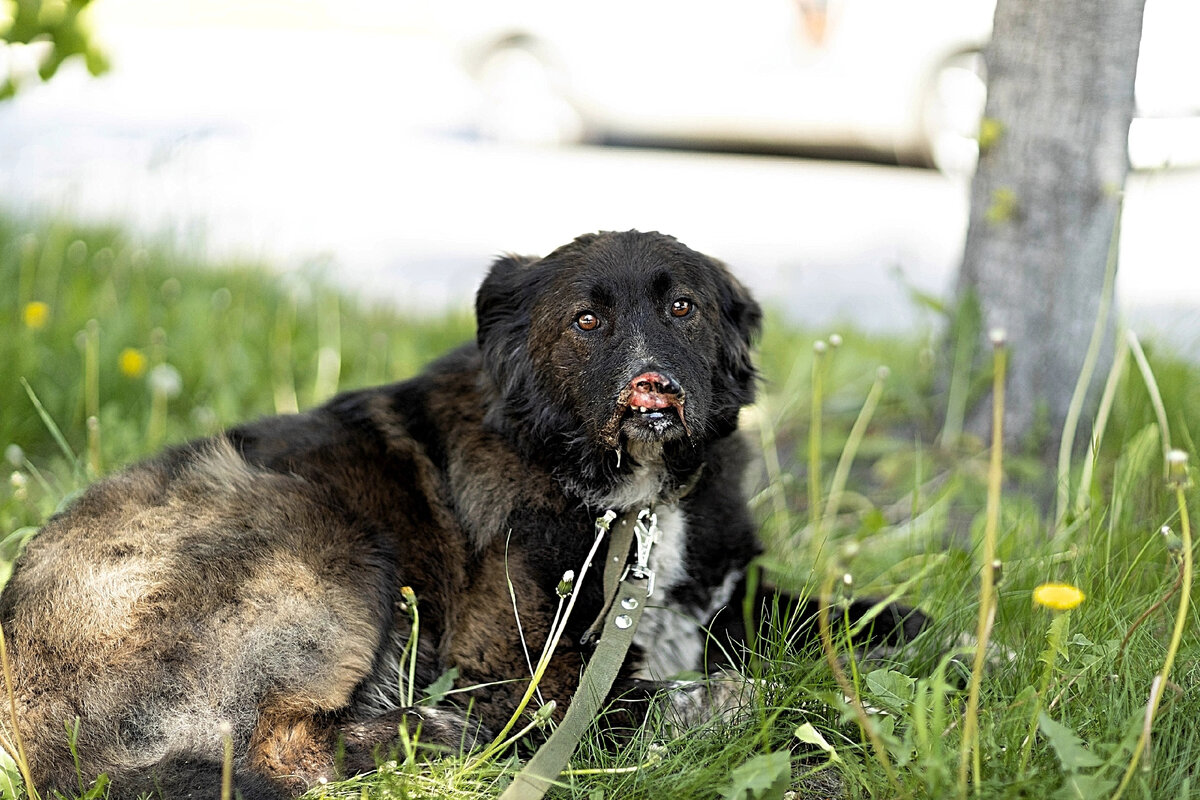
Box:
[22,301,50,330]
[119,348,148,378]
[1033,582,1085,611]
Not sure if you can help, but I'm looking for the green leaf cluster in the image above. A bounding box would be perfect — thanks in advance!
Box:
[1,0,108,99]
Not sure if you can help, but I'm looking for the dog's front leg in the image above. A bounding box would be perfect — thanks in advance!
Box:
[702,580,932,675]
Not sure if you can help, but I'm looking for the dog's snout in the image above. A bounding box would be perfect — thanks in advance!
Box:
[630,371,680,396]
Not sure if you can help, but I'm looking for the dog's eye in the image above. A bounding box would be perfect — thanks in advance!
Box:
[670,298,693,318]
[576,311,601,331]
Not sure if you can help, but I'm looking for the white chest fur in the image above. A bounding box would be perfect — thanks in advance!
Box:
[593,447,737,679]
[623,505,742,680]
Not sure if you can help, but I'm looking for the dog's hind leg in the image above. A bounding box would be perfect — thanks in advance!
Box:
[243,705,491,792]
[335,707,492,771]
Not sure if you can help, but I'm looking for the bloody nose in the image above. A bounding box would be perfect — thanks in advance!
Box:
[630,371,680,396]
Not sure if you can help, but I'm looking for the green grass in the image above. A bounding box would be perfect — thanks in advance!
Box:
[1,215,1198,800]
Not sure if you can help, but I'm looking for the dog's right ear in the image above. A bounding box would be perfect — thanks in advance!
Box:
[475,253,540,352]
[475,254,547,424]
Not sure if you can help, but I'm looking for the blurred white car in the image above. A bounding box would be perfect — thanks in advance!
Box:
[455,0,994,171]
[448,0,1199,171]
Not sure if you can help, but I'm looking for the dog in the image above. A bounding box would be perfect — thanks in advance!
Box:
[0,230,921,800]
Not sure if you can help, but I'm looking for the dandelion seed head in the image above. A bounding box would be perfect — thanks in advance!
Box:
[211,287,233,312]
[5,444,24,467]
[828,333,843,348]
[160,278,182,304]
[1167,449,1192,489]
[813,340,828,354]
[191,406,218,432]
[66,240,88,266]
[148,363,183,399]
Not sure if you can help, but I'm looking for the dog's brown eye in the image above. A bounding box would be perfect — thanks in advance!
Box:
[670,298,693,318]
[576,311,600,331]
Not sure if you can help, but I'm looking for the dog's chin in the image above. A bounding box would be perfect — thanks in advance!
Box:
[619,406,688,444]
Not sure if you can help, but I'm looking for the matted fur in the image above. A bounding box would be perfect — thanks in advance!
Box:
[0,231,773,799]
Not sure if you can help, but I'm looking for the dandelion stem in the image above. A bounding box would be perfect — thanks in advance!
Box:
[817,567,902,797]
[808,341,827,562]
[958,334,1006,798]
[1126,330,1171,471]
[471,521,608,766]
[407,597,420,708]
[271,294,300,415]
[84,320,102,479]
[313,292,342,404]
[0,623,41,800]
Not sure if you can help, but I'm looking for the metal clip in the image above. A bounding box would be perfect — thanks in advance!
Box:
[622,508,658,597]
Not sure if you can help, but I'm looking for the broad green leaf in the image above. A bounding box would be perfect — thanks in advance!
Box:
[720,751,791,800]
[1054,771,1117,800]
[419,667,459,706]
[1039,713,1103,772]
[795,723,841,762]
[865,669,915,715]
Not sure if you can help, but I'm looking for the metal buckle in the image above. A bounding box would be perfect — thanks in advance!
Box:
[622,508,658,597]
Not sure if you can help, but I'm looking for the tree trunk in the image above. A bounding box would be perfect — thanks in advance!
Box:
[955,0,1146,450]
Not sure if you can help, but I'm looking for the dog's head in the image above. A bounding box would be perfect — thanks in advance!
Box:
[476,231,761,465]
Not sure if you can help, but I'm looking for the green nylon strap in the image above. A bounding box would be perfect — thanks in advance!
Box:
[500,511,647,800]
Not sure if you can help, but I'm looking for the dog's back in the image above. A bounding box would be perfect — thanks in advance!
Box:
[0,435,406,797]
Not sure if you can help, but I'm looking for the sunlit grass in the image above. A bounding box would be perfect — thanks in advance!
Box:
[1,215,1198,799]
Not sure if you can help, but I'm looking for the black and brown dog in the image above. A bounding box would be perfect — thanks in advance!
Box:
[0,231,921,799]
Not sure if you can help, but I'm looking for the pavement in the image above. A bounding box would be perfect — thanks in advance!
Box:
[1,14,1197,354]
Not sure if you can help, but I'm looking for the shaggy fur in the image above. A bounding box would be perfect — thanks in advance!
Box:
[0,231,918,800]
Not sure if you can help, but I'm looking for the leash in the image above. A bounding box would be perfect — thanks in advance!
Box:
[500,508,659,800]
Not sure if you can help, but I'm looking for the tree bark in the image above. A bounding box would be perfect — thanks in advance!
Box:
[955,0,1146,450]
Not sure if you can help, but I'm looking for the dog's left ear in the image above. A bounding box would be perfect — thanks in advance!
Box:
[714,260,763,390]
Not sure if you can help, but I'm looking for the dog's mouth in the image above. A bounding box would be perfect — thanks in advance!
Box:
[600,371,691,447]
